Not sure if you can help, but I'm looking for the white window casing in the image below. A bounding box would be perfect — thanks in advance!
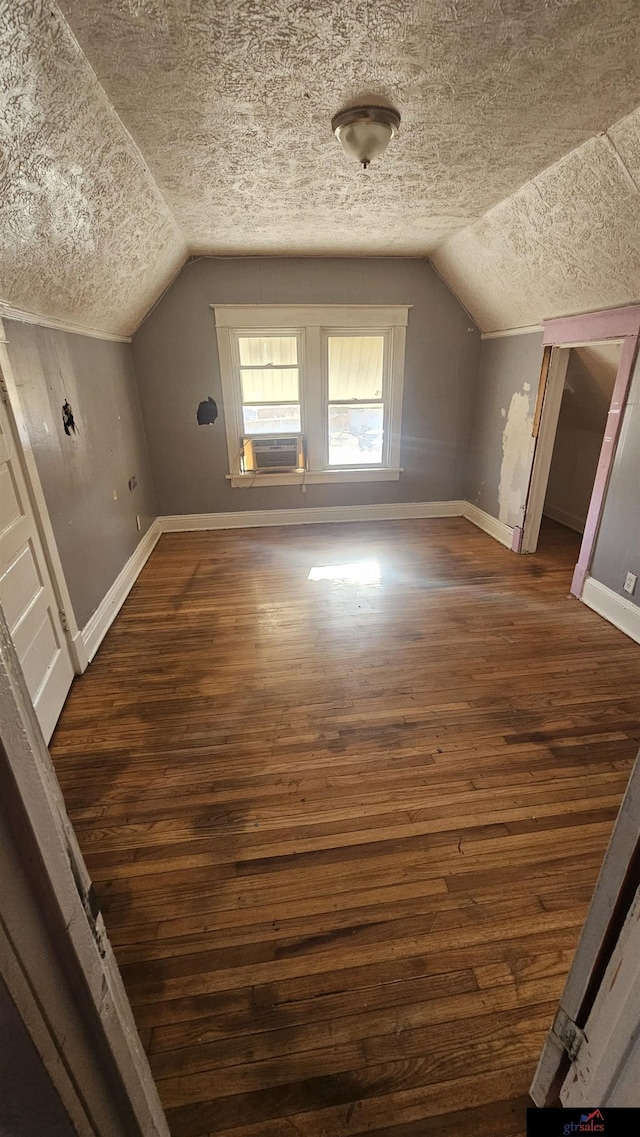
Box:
[212,305,410,487]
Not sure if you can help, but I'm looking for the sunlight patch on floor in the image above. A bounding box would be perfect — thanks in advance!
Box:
[308,560,381,584]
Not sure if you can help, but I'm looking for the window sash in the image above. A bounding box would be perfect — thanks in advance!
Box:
[327,334,385,402]
[213,309,408,484]
[320,329,391,469]
[242,404,302,436]
[327,400,385,467]
[237,335,298,367]
[232,329,306,447]
[233,327,392,468]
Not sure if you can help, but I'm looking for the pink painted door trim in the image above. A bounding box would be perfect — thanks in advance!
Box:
[541,306,639,600]
[543,305,640,346]
[570,334,639,596]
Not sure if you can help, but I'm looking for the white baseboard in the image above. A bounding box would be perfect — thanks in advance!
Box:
[543,504,585,534]
[160,502,518,549]
[160,501,466,531]
[69,631,89,674]
[581,576,640,644]
[81,521,161,662]
[462,502,514,548]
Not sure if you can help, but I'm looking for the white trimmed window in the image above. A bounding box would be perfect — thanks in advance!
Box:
[213,305,409,486]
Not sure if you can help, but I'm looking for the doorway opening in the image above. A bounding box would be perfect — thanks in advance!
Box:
[520,311,640,600]
[519,304,640,603]
[537,341,622,586]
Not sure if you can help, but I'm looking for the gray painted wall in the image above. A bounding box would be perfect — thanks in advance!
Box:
[0,976,75,1137]
[591,356,640,608]
[132,257,481,515]
[5,321,157,628]
[466,331,544,526]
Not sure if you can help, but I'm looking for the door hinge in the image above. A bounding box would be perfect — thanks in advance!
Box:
[59,610,70,633]
[0,377,8,404]
[553,1007,586,1062]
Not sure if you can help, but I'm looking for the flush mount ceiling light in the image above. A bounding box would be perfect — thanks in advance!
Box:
[331,104,401,169]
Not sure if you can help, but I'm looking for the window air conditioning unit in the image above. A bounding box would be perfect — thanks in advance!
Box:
[242,435,305,473]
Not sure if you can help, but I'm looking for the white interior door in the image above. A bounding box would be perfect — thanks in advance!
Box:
[0,384,74,742]
[521,347,570,553]
[531,751,640,1106]
[561,880,640,1106]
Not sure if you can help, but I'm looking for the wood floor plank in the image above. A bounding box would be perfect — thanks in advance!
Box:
[157,1002,556,1107]
[147,966,481,1055]
[49,517,640,1136]
[164,1064,534,1137]
[149,975,564,1083]
[133,927,578,1034]
[108,860,602,966]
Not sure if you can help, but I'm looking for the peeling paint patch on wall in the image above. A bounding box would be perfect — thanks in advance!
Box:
[498,389,535,527]
[466,331,544,524]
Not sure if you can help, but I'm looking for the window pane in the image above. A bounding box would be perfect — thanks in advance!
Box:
[241,368,299,402]
[328,336,384,400]
[328,403,383,465]
[243,404,301,434]
[238,336,298,366]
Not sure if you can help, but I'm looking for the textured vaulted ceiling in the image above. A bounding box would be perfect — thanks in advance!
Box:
[56,0,640,258]
[3,2,640,335]
[0,1,186,336]
[431,104,640,331]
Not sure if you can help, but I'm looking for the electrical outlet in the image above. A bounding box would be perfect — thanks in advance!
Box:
[623,571,637,595]
[136,515,141,531]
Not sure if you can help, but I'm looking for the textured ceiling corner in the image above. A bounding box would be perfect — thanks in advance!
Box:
[56,0,640,261]
[0,1,188,338]
[5,1,640,336]
[431,104,640,333]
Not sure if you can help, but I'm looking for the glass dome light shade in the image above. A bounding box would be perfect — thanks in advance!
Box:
[331,105,400,168]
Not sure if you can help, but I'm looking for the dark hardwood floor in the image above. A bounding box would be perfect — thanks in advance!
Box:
[50,517,640,1136]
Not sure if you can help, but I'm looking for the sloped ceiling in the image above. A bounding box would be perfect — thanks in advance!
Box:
[3,2,640,336]
[0,1,186,337]
[56,0,640,258]
[563,344,621,432]
[431,105,640,331]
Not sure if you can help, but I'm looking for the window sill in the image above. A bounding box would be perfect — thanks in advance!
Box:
[227,468,402,488]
